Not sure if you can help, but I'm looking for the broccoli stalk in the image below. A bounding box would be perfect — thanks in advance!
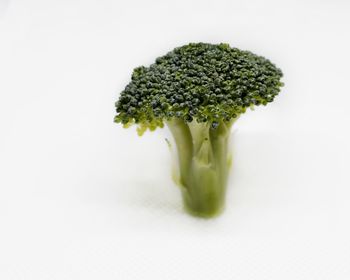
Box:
[114,43,283,218]
[167,119,234,217]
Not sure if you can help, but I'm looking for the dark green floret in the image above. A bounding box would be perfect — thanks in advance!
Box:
[114,43,283,217]
[115,42,283,134]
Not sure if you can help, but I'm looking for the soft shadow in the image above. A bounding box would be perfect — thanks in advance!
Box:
[123,178,183,215]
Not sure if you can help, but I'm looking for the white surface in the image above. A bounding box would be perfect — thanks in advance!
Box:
[1,0,350,279]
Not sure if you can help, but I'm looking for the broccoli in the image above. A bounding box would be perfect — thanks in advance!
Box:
[114,43,283,217]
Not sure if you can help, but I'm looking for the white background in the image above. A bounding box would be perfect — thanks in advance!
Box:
[1,0,350,279]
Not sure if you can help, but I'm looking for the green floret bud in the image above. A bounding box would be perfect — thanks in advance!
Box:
[114,42,284,217]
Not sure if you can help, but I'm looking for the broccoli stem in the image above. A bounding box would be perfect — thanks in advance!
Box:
[167,119,233,218]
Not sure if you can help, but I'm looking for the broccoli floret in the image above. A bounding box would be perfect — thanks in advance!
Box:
[114,42,283,217]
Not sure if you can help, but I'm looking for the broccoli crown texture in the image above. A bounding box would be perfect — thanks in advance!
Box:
[115,43,283,134]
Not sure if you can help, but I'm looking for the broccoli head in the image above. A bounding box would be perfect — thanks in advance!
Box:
[114,43,283,217]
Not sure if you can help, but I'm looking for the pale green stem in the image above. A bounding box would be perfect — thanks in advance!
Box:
[166,118,193,187]
[167,119,234,218]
